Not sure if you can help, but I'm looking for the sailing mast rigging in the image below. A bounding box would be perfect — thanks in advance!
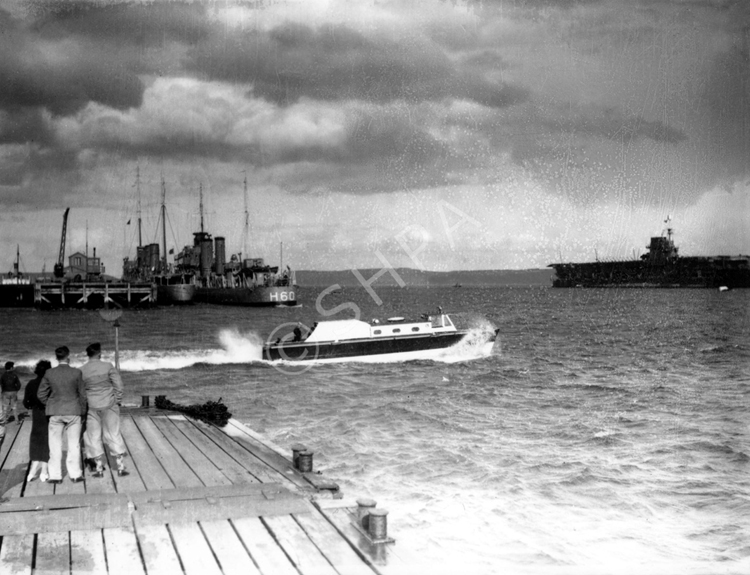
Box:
[136,166,143,248]
[160,176,168,274]
[199,183,205,234]
[242,173,249,262]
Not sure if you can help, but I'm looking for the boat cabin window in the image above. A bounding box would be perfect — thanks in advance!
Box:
[412,327,419,332]
[373,329,382,335]
[429,314,453,328]
[393,328,401,333]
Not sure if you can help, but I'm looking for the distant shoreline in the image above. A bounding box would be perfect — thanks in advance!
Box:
[295,268,553,287]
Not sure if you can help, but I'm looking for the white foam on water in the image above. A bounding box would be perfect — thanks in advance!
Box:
[107,328,265,372]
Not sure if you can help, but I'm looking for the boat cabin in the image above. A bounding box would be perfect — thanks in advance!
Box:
[291,313,456,345]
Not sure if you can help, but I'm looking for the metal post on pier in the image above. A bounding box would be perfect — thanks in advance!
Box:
[98,308,123,370]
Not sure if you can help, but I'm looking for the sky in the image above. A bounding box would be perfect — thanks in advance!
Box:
[0,0,748,274]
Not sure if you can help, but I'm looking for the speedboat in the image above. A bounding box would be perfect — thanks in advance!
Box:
[262,311,499,362]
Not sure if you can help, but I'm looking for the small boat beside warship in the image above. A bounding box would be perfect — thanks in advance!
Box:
[263,310,498,362]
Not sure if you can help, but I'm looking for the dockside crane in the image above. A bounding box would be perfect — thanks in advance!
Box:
[53,208,70,279]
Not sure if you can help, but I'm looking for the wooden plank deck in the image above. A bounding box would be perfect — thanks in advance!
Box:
[0,406,408,574]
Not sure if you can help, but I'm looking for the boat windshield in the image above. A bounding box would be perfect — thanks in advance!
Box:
[429,314,452,328]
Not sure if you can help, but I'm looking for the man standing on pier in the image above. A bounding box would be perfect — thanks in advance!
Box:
[1,361,21,424]
[80,342,129,477]
[37,346,87,483]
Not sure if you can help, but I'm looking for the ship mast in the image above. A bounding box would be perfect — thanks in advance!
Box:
[242,172,249,260]
[85,221,89,278]
[199,183,205,234]
[136,166,143,248]
[161,176,168,273]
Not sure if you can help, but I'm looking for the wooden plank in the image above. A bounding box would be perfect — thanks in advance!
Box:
[0,534,33,575]
[225,419,290,459]
[219,420,310,489]
[51,448,87,496]
[0,420,31,500]
[105,432,149,494]
[0,418,25,470]
[232,516,299,575]
[119,414,174,490]
[1,492,128,512]
[169,416,261,485]
[294,510,378,575]
[83,450,119,496]
[150,415,232,487]
[2,483,290,514]
[0,500,131,535]
[200,519,262,575]
[70,529,108,574]
[103,527,146,575]
[131,414,203,489]
[133,494,312,526]
[35,531,70,575]
[262,515,339,575]
[134,523,184,575]
[192,420,293,486]
[168,523,223,575]
[127,482,292,506]
[22,473,56,498]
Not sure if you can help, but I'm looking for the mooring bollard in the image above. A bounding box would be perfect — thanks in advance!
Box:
[291,443,308,470]
[368,508,389,541]
[297,450,314,472]
[356,498,377,529]
[141,395,150,407]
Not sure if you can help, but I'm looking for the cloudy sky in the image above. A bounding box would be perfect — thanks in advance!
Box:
[1,0,748,274]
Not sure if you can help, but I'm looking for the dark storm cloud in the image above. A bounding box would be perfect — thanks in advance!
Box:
[703,36,750,182]
[540,111,688,144]
[0,108,55,146]
[29,1,210,51]
[0,146,81,207]
[186,22,528,108]
[0,10,144,117]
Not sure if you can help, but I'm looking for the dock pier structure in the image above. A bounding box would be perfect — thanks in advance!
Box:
[33,282,156,309]
[0,403,407,574]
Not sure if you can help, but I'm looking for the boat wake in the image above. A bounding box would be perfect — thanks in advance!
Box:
[102,328,264,372]
[14,322,497,373]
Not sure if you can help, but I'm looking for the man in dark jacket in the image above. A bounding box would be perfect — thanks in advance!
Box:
[38,346,87,483]
[1,361,21,424]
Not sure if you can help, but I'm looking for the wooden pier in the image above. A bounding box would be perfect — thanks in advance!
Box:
[34,282,156,309]
[0,405,408,574]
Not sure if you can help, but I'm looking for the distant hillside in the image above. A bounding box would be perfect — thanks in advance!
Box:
[296,268,553,287]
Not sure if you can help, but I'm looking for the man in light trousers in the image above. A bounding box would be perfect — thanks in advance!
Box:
[81,342,129,476]
[37,346,87,483]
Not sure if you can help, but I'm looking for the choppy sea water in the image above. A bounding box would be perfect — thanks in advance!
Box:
[2,286,749,574]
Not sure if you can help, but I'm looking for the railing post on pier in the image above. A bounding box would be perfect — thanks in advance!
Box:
[141,396,150,407]
[297,450,314,473]
[368,508,389,541]
[356,498,377,529]
[291,443,308,469]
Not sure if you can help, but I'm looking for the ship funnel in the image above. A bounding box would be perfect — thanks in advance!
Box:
[214,237,226,275]
[200,237,213,277]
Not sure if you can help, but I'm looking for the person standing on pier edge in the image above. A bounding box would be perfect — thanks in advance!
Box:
[23,360,52,482]
[80,342,129,477]
[37,346,87,484]
[1,361,21,424]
